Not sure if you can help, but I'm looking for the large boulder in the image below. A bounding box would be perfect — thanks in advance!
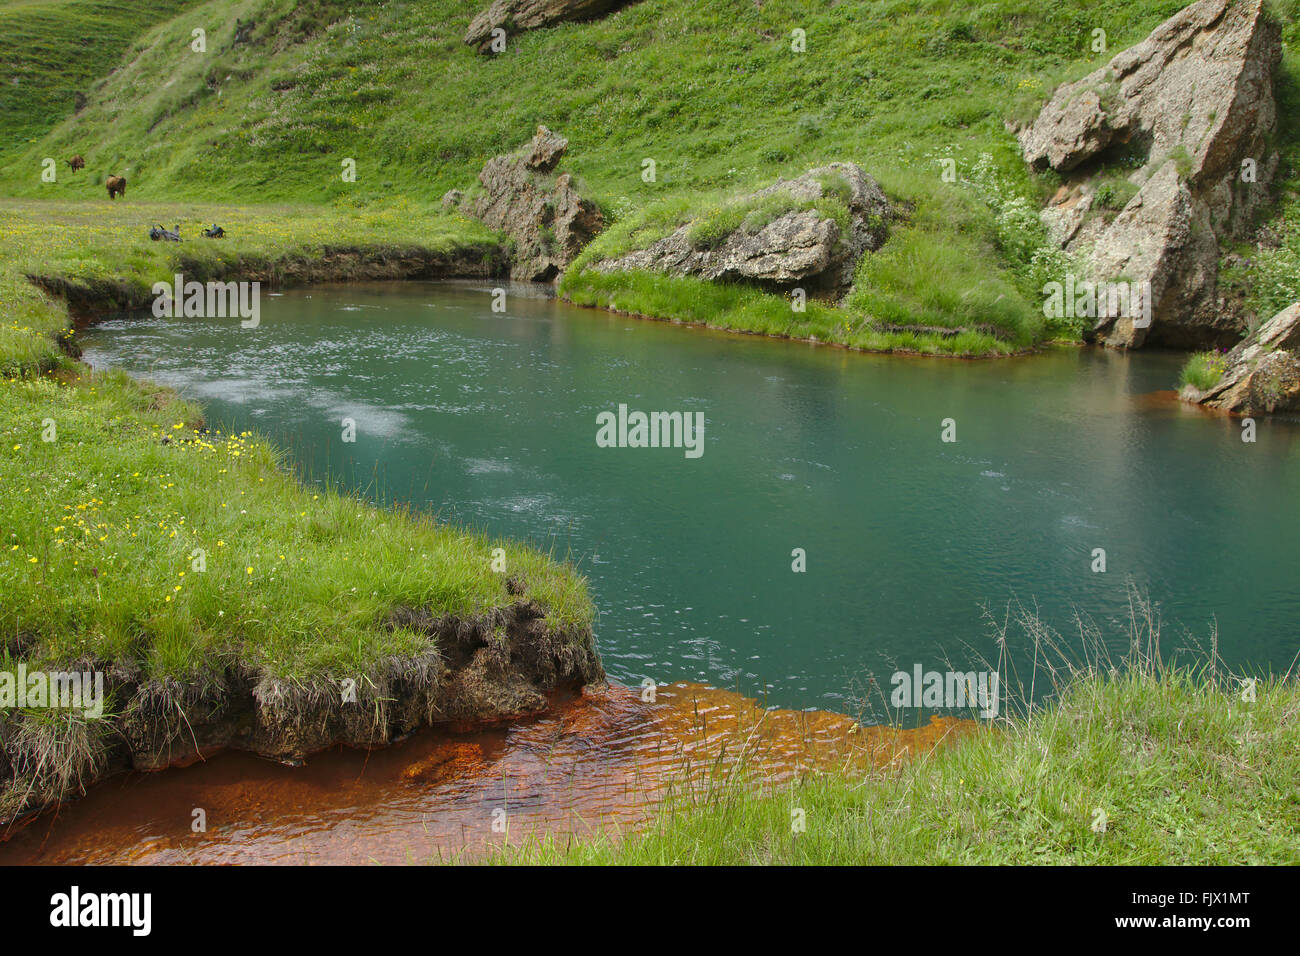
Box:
[1018,0,1281,348]
[591,163,891,299]
[465,0,631,52]
[452,125,604,282]
[1182,303,1300,414]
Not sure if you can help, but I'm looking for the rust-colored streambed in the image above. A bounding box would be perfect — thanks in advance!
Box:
[0,683,971,864]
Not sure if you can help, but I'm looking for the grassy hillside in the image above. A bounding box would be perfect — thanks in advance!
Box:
[13,0,1299,351]
[0,0,1199,203]
[0,0,206,148]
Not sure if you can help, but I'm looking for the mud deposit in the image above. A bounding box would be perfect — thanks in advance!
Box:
[0,683,970,864]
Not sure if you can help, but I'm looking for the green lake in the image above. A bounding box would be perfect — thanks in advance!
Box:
[81,280,1300,714]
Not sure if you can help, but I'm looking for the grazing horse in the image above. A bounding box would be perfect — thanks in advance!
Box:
[105,175,126,199]
[66,155,85,172]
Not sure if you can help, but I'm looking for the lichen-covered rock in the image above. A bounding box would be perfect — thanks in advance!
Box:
[1182,303,1300,414]
[465,0,630,53]
[1018,0,1281,349]
[464,125,604,281]
[1023,89,1116,174]
[591,163,891,299]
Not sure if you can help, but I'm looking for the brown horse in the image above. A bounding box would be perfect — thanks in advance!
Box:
[106,175,126,199]
[66,155,85,172]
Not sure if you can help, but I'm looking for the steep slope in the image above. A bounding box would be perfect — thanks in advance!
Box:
[1,0,1296,350]
[1,0,1206,204]
[0,0,207,147]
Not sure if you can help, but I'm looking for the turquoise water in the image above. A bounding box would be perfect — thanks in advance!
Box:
[81,281,1300,713]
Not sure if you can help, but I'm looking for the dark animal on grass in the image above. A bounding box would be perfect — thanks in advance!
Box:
[148,224,181,242]
[201,223,226,238]
[66,155,85,172]
[105,175,126,199]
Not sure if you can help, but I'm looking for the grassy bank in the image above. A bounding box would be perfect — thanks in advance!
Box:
[0,196,503,372]
[561,162,1061,355]
[0,198,597,820]
[494,604,1300,865]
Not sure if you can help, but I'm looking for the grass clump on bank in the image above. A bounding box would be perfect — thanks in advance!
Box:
[491,597,1300,865]
[560,265,1016,356]
[1180,350,1230,391]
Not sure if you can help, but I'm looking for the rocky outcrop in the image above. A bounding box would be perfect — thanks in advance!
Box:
[1018,0,1281,349]
[1182,303,1300,414]
[465,0,632,52]
[591,163,891,299]
[448,126,604,282]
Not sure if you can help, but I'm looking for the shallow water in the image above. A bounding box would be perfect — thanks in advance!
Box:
[0,682,969,864]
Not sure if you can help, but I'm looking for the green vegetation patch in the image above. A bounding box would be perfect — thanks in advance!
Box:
[1180,350,1230,391]
[0,0,207,147]
[563,162,1057,354]
[683,189,852,252]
